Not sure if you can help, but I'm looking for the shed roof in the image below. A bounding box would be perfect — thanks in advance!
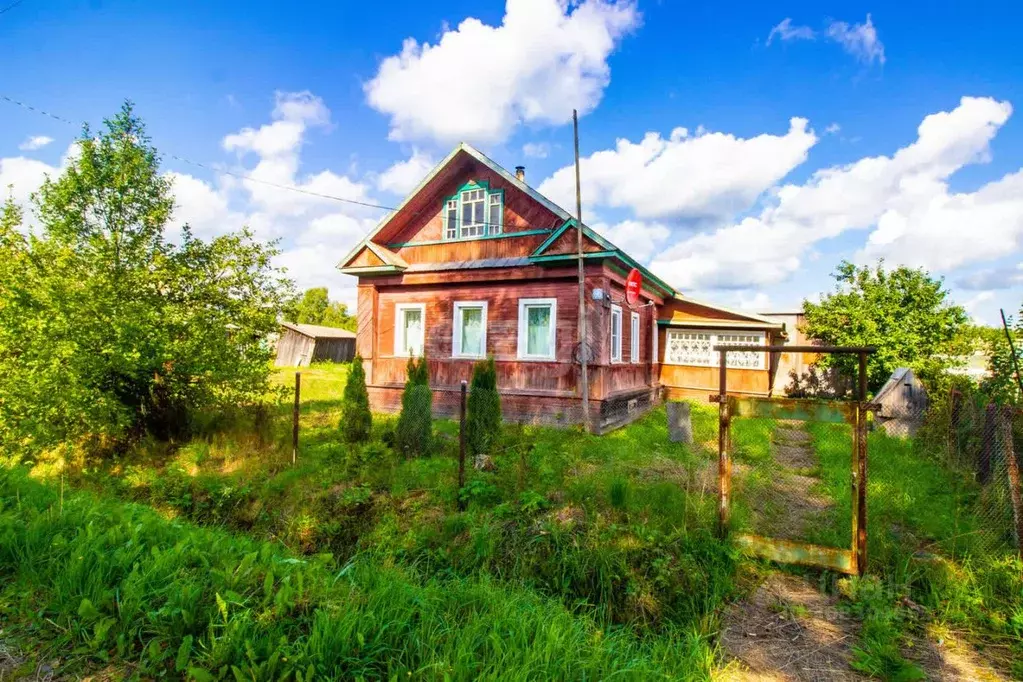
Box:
[280,322,356,340]
[874,367,914,401]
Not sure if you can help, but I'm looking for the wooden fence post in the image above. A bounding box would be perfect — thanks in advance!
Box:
[980,404,997,485]
[949,388,962,464]
[718,349,730,539]
[458,380,467,511]
[856,351,869,576]
[1001,407,1023,554]
[292,372,301,466]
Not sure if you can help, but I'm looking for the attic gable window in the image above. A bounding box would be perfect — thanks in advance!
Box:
[444,181,503,240]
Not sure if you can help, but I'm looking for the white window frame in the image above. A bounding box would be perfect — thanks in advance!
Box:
[488,192,503,235]
[444,198,458,240]
[460,188,487,238]
[517,297,558,361]
[610,304,623,363]
[394,303,426,358]
[663,329,766,369]
[452,301,488,359]
[630,312,640,363]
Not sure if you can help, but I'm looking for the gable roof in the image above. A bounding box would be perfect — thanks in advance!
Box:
[664,293,786,329]
[338,143,571,270]
[281,322,356,340]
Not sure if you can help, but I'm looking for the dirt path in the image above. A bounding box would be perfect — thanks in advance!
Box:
[717,574,864,681]
[742,421,834,542]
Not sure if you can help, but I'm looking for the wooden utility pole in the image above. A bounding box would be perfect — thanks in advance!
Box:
[292,372,301,465]
[574,109,590,431]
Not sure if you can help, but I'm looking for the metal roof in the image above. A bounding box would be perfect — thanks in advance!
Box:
[280,322,356,339]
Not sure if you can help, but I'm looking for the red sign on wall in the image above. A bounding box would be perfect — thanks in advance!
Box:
[625,268,642,306]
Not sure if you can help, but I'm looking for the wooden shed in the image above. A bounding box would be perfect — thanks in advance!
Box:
[274,322,356,367]
[874,367,928,437]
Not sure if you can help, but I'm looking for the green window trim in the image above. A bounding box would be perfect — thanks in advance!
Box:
[443,180,504,241]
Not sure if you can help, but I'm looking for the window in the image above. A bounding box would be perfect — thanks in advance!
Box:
[630,312,640,363]
[444,199,458,239]
[610,304,622,363]
[664,329,765,369]
[453,301,487,358]
[442,182,504,240]
[488,193,503,235]
[394,303,425,357]
[460,188,487,238]
[517,298,557,360]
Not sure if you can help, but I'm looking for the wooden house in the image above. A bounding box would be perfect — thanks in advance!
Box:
[275,322,356,367]
[339,144,786,431]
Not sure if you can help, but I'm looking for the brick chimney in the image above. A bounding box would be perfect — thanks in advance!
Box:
[515,165,526,182]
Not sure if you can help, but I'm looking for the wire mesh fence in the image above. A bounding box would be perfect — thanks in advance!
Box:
[730,414,854,550]
[917,389,1023,555]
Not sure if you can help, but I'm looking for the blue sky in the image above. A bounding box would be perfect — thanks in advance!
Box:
[3,0,1023,322]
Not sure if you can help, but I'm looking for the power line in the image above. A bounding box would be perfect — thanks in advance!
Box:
[1,93,565,234]
[0,0,27,15]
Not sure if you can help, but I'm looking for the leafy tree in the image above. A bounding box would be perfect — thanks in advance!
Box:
[466,357,501,457]
[981,314,1023,404]
[340,355,372,443]
[0,103,292,458]
[395,356,432,457]
[293,287,330,325]
[802,260,969,393]
[288,287,356,331]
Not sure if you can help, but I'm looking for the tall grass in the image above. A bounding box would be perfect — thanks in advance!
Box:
[0,465,723,680]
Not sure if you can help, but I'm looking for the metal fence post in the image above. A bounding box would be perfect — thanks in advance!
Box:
[292,371,301,466]
[856,351,869,576]
[458,380,467,511]
[718,348,730,539]
[1001,407,1023,554]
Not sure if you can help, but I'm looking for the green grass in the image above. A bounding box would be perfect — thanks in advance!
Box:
[0,466,721,680]
[807,421,1023,678]
[12,364,1023,679]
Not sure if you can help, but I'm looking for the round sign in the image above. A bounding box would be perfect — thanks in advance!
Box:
[625,268,642,306]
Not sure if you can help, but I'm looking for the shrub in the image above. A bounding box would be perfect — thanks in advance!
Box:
[395,356,432,457]
[467,357,502,458]
[340,355,372,443]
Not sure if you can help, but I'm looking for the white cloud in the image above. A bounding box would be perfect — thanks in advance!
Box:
[0,156,58,208]
[522,142,551,159]
[767,18,815,45]
[376,148,436,196]
[591,219,670,262]
[18,135,54,151]
[538,118,817,221]
[364,0,640,145]
[826,14,885,65]
[766,14,885,65]
[649,97,1017,291]
[825,123,841,135]
[957,263,1023,291]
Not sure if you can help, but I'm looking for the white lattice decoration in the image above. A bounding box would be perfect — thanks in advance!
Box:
[666,331,714,366]
[717,333,765,369]
[664,330,765,369]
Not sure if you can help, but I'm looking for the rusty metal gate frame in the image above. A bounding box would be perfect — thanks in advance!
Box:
[713,345,875,576]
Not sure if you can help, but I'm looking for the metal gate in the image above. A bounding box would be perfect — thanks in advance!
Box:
[714,345,874,575]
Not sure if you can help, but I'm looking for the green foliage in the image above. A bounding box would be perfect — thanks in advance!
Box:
[980,312,1023,404]
[802,260,969,392]
[842,577,926,681]
[466,357,502,457]
[0,467,724,681]
[288,287,356,331]
[395,357,432,458]
[0,103,291,458]
[339,355,371,443]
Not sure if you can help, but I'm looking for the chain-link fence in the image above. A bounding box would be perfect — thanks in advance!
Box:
[917,388,1023,555]
[730,410,855,552]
